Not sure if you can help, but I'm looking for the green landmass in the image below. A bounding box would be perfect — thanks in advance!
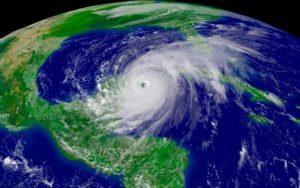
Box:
[48,1,220,39]
[222,76,284,107]
[0,36,16,55]
[292,117,300,125]
[248,113,273,125]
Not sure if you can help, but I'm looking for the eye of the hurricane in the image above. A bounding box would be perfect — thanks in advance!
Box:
[140,80,150,88]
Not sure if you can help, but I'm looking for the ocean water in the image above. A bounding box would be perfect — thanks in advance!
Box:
[0,126,124,188]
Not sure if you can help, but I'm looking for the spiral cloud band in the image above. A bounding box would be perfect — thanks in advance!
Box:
[3,2,300,187]
[82,39,243,136]
[37,26,264,137]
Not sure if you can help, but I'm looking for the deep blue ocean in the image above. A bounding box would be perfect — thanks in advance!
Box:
[0,126,124,187]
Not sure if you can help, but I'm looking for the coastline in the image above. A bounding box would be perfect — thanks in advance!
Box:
[0,125,124,187]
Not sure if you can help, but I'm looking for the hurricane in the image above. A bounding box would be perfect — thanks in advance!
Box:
[2,1,300,187]
[80,36,240,138]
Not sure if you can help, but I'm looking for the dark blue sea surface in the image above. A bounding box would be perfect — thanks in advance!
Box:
[175,16,300,187]
[0,126,124,188]
[195,16,300,97]
[33,17,300,187]
[37,27,186,104]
